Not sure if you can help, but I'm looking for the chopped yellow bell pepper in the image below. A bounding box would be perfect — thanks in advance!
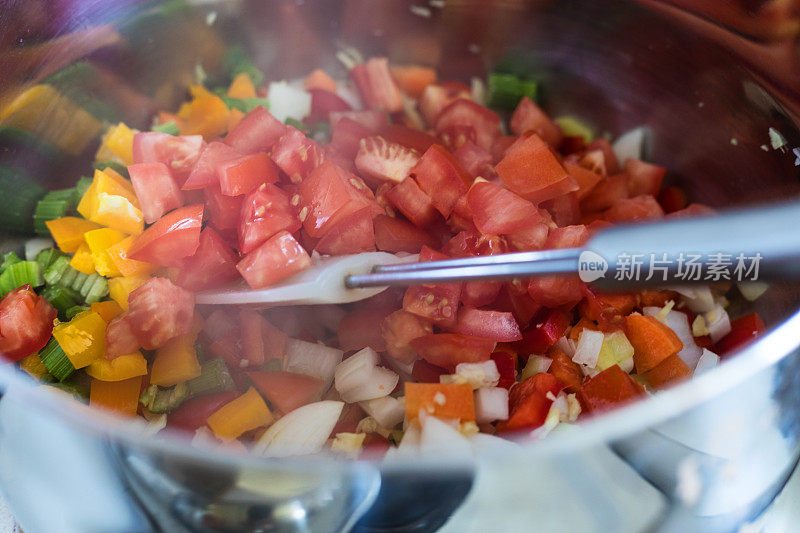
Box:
[90,376,142,417]
[108,274,149,310]
[86,351,148,382]
[206,387,273,440]
[150,336,201,387]
[84,228,126,277]
[70,242,96,275]
[106,236,157,278]
[178,85,229,140]
[90,300,124,322]
[19,353,49,380]
[52,310,108,369]
[103,123,136,165]
[227,73,257,99]
[89,193,144,235]
[45,217,102,253]
[77,168,139,219]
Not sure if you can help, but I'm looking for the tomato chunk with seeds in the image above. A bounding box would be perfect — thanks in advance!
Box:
[383,309,433,364]
[204,185,242,231]
[495,133,577,203]
[409,144,470,217]
[315,206,375,255]
[236,231,312,289]
[182,141,242,190]
[128,162,184,224]
[116,277,194,352]
[128,204,203,267]
[386,177,441,228]
[271,126,325,183]
[132,132,205,186]
[239,185,301,254]
[355,136,420,186]
[0,285,56,362]
[177,227,240,291]
[435,98,501,151]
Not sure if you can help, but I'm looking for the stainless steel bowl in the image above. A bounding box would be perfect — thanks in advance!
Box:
[1,1,800,531]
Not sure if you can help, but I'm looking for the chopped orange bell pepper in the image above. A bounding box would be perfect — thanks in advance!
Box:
[89,193,144,235]
[625,315,684,373]
[52,310,108,369]
[103,122,136,165]
[643,354,691,389]
[90,376,143,417]
[178,85,229,140]
[206,387,273,440]
[108,274,149,310]
[404,382,476,421]
[84,228,127,277]
[86,351,148,381]
[304,69,337,93]
[227,73,257,99]
[45,217,102,253]
[150,335,201,387]
[69,242,96,274]
[389,65,436,99]
[106,236,157,277]
[77,168,140,219]
[90,300,123,322]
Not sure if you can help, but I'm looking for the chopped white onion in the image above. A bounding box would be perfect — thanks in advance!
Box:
[203,309,236,342]
[673,286,716,313]
[254,401,344,457]
[704,304,732,343]
[554,336,576,357]
[382,356,415,382]
[283,339,343,389]
[644,307,703,369]
[618,357,635,374]
[453,360,500,389]
[694,348,720,374]
[267,82,312,122]
[420,416,473,457]
[334,347,399,402]
[612,126,648,164]
[394,423,421,456]
[474,387,509,424]
[738,281,769,302]
[24,238,54,261]
[572,329,604,368]
[360,395,405,428]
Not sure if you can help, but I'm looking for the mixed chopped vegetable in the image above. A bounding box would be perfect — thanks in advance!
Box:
[0,51,768,458]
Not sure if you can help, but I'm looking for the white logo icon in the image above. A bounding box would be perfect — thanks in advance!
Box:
[578,250,608,282]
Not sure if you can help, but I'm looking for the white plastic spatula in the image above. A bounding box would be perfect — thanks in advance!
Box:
[195,252,417,306]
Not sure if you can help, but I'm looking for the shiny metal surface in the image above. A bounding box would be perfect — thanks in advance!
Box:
[1,1,800,532]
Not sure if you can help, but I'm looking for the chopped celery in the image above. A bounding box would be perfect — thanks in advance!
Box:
[84,276,109,304]
[41,285,80,320]
[0,261,44,296]
[65,305,88,321]
[69,272,89,294]
[1,251,21,271]
[487,73,538,110]
[75,176,93,198]
[44,256,71,285]
[36,248,65,270]
[0,166,47,234]
[186,357,236,397]
[39,337,75,382]
[33,200,70,235]
[152,121,180,135]
[140,383,189,414]
[554,116,594,144]
[223,46,265,87]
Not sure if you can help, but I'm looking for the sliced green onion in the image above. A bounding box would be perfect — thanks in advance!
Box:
[84,276,109,304]
[285,117,310,133]
[152,121,180,136]
[487,72,538,110]
[75,176,93,198]
[186,357,236,398]
[222,96,269,114]
[223,46,265,87]
[0,166,47,234]
[140,383,189,414]
[36,248,65,270]
[92,161,129,178]
[1,251,21,272]
[41,285,80,320]
[65,305,88,320]
[0,261,44,296]
[39,337,75,382]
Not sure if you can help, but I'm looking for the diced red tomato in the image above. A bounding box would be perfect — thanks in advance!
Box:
[494,283,542,329]
[715,312,766,356]
[467,181,541,235]
[496,372,564,433]
[315,206,375,255]
[540,192,580,227]
[206,328,244,372]
[249,371,326,414]
[305,89,352,124]
[378,124,442,154]
[442,230,506,258]
[329,109,388,131]
[218,152,279,197]
[355,136,420,186]
[544,224,590,249]
[382,309,433,364]
[132,132,205,186]
[329,117,374,160]
[411,358,448,383]
[105,313,139,358]
[491,350,517,389]
[560,135,587,155]
[176,227,240,291]
[236,231,312,289]
[490,135,517,163]
[577,365,644,413]
[402,283,461,328]
[128,204,203,267]
[509,96,563,147]
[625,159,666,197]
[127,162,184,224]
[299,161,380,237]
[513,308,571,356]
[657,185,688,213]
[182,141,242,190]
[338,307,392,352]
[495,133,577,203]
[603,194,664,223]
[528,275,584,308]
[0,285,56,362]
[580,173,630,214]
[449,307,522,341]
[168,391,239,431]
[575,149,608,177]
[271,126,325,183]
[565,163,603,201]
[238,184,301,254]
[409,333,496,371]
[373,214,438,253]
[506,221,549,251]
[350,57,403,113]
[668,203,716,218]
[204,185,243,231]
[453,140,496,179]
[418,82,471,126]
[409,144,471,217]
[225,106,287,154]
[435,98,501,151]
[547,346,583,393]
[459,281,501,308]
[124,277,194,351]
[579,287,637,327]
[586,138,620,175]
[239,309,269,367]
[386,177,441,228]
